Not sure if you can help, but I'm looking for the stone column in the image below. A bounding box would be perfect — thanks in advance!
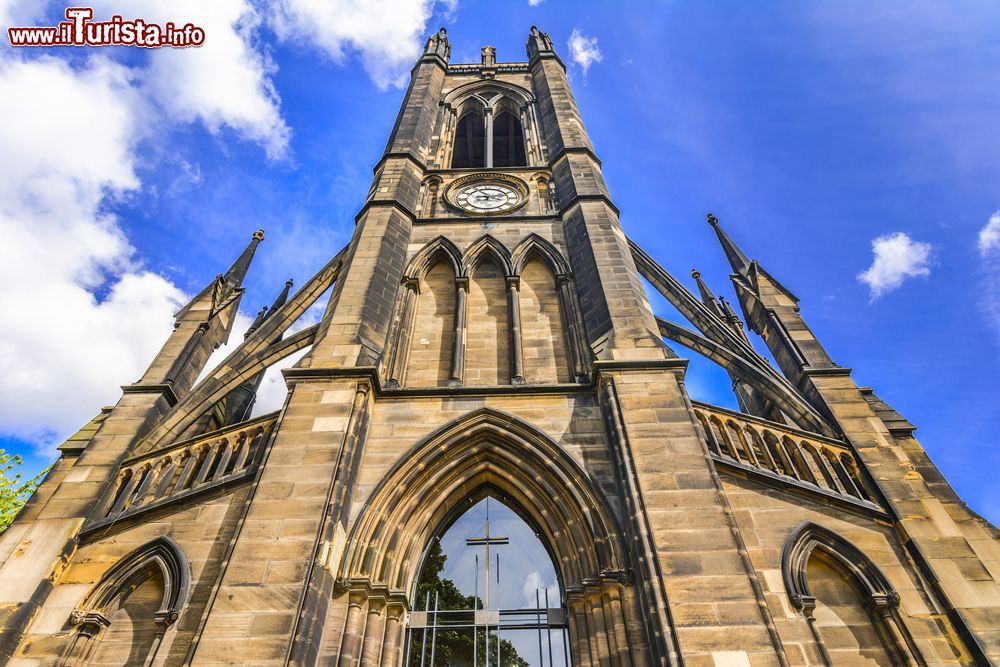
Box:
[450,277,469,385]
[380,601,407,666]
[567,591,592,666]
[585,587,612,667]
[865,594,915,667]
[507,276,525,384]
[359,595,387,667]
[484,107,495,168]
[602,581,631,667]
[62,613,110,667]
[337,589,369,667]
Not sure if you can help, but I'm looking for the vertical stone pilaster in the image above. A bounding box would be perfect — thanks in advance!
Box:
[507,276,525,383]
[188,378,370,666]
[600,367,782,665]
[450,277,469,384]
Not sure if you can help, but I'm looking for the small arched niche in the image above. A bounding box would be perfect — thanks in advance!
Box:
[782,522,922,666]
[405,492,571,666]
[406,258,458,387]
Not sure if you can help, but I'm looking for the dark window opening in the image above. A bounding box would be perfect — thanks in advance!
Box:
[453,113,486,168]
[492,111,527,168]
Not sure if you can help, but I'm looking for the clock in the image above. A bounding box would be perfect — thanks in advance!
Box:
[445,174,529,216]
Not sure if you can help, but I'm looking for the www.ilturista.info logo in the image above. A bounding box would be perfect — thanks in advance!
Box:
[7,7,205,48]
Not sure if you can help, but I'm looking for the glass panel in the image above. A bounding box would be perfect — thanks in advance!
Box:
[405,495,571,666]
[405,627,570,667]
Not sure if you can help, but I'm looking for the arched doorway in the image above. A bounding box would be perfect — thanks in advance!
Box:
[337,409,652,666]
[404,493,571,666]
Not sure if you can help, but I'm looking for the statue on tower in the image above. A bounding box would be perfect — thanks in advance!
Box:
[424,27,450,60]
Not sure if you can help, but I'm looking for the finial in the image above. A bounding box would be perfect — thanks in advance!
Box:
[691,269,701,279]
[285,278,294,288]
[481,45,496,67]
[707,213,718,226]
[253,229,265,241]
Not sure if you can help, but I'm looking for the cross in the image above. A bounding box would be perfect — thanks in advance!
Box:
[465,497,509,608]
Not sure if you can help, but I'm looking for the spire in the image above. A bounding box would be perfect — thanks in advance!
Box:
[245,306,268,340]
[691,269,726,319]
[269,278,294,313]
[244,277,293,338]
[222,278,295,426]
[707,213,751,278]
[223,229,265,289]
[719,296,750,344]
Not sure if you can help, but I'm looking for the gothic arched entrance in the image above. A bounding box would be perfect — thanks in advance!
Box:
[404,492,571,666]
[336,409,647,666]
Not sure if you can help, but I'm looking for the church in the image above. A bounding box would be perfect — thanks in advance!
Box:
[1,26,998,667]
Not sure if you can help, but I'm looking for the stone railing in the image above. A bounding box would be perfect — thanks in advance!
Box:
[692,402,874,505]
[97,412,277,521]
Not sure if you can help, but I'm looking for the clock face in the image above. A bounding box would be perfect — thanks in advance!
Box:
[453,182,523,214]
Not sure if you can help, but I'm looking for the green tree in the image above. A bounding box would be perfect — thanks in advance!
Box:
[0,450,50,533]
[408,539,528,666]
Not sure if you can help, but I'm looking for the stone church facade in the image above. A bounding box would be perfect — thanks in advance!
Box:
[1,26,998,667]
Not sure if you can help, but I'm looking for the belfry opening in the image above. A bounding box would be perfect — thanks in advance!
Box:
[405,493,571,666]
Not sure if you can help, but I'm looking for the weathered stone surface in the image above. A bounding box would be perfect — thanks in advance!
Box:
[0,27,995,667]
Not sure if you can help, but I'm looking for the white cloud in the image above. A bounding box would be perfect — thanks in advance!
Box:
[270,0,443,90]
[0,0,311,452]
[90,0,291,159]
[979,211,1000,255]
[528,0,545,6]
[0,56,188,452]
[522,570,559,607]
[857,232,933,299]
[567,28,602,75]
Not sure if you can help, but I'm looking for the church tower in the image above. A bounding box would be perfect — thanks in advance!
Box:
[1,28,999,667]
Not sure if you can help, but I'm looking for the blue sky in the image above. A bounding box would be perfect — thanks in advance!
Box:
[1,1,998,524]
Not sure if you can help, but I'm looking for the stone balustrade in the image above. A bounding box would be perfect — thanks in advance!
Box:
[692,402,874,504]
[98,413,277,521]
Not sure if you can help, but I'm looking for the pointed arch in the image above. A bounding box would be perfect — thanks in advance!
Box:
[782,522,894,609]
[510,233,571,276]
[60,537,190,666]
[341,408,626,594]
[75,536,190,623]
[442,79,534,109]
[461,234,513,276]
[781,522,922,665]
[404,236,464,279]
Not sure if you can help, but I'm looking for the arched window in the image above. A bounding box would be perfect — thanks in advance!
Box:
[453,112,486,168]
[86,569,165,666]
[62,537,189,667]
[467,258,510,385]
[405,494,571,666]
[782,522,920,666]
[519,259,572,383]
[407,259,458,387]
[493,110,527,168]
